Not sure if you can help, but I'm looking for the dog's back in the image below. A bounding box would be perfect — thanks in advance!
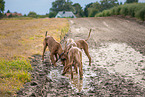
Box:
[68,47,82,60]
[42,31,63,64]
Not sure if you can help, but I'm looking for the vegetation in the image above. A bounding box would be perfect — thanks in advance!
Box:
[27,11,49,18]
[125,0,138,3]
[49,0,83,18]
[0,58,32,95]
[28,11,37,18]
[0,18,69,96]
[95,3,145,21]
[0,0,5,17]
[49,0,119,18]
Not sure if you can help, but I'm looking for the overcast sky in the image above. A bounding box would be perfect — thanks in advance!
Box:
[4,0,145,15]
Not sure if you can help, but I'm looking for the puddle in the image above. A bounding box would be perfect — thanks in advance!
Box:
[47,42,145,94]
[47,70,61,79]
[47,66,97,93]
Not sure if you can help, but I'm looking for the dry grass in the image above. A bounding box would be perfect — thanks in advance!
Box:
[0,17,69,96]
[0,18,69,59]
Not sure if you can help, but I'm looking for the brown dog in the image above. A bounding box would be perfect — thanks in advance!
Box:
[65,29,92,66]
[42,31,63,66]
[61,46,83,80]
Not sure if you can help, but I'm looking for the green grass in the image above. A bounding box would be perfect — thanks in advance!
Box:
[0,58,32,95]
[95,3,145,21]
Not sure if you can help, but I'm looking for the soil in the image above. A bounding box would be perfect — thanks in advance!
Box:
[16,17,145,97]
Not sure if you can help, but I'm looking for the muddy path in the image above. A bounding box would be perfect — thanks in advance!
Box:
[17,17,145,97]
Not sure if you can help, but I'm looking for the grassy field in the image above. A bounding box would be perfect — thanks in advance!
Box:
[0,17,69,96]
[95,3,145,21]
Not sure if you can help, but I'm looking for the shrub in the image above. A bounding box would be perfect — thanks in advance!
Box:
[115,7,121,15]
[135,7,145,21]
[111,8,116,15]
[120,5,128,16]
[95,3,145,21]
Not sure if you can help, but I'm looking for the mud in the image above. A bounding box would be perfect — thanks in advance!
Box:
[17,17,145,96]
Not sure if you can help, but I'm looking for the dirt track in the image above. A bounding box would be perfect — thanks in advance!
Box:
[17,17,145,97]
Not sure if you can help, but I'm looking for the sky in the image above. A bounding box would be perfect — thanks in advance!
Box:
[4,0,145,15]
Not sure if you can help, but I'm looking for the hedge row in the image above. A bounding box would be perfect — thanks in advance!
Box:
[95,3,145,21]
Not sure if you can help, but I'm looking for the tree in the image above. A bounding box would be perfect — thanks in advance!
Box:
[0,0,5,17]
[7,10,10,13]
[100,0,119,11]
[84,3,93,17]
[49,12,57,18]
[125,0,138,3]
[73,3,84,17]
[49,0,76,17]
[88,8,99,17]
[88,2,101,17]
[28,11,37,18]
[64,0,73,11]
[50,0,66,13]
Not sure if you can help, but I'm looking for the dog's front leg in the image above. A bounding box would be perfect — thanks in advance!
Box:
[62,65,69,75]
[50,53,57,67]
[55,54,58,62]
[42,45,47,61]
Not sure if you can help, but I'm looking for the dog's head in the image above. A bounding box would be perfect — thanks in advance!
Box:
[65,38,75,48]
[59,51,69,66]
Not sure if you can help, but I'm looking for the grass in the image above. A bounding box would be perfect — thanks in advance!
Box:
[0,58,32,95]
[95,3,145,21]
[0,17,69,96]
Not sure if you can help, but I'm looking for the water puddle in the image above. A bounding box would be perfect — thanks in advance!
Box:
[47,42,145,93]
[47,70,61,79]
[47,65,97,93]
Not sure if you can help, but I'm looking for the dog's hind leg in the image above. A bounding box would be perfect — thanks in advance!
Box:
[79,61,83,80]
[78,51,83,80]
[74,63,78,74]
[84,47,91,66]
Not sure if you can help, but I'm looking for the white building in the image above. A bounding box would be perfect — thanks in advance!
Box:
[55,11,76,18]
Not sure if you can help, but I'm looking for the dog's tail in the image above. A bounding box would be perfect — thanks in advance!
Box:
[85,29,92,41]
[45,31,48,38]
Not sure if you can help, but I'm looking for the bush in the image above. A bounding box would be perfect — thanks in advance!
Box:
[49,12,57,18]
[28,11,37,18]
[110,8,116,15]
[95,3,145,21]
[120,5,128,16]
[115,7,121,15]
[128,4,136,17]
[135,7,145,21]
[88,8,99,17]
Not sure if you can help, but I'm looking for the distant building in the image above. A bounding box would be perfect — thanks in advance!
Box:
[6,13,22,17]
[55,11,76,18]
